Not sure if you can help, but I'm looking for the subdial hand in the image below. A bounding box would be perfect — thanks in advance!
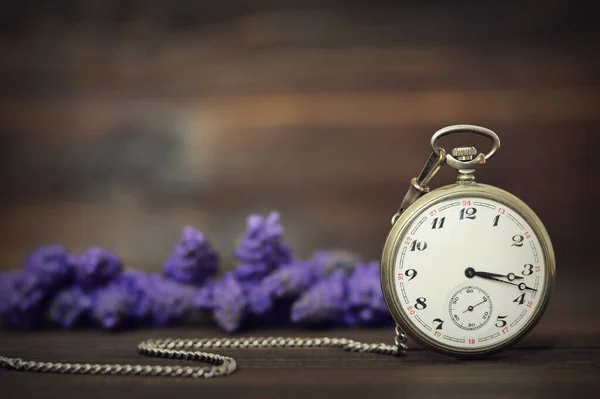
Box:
[465,268,537,291]
[462,297,488,313]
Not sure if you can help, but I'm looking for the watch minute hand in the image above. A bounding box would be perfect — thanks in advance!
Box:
[480,275,537,292]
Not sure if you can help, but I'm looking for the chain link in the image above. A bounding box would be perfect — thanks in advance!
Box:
[0,327,408,379]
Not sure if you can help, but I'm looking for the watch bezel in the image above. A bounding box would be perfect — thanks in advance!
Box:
[381,182,556,358]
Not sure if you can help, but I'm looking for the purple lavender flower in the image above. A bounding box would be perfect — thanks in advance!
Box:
[290,269,347,326]
[249,255,357,325]
[311,249,361,277]
[192,279,217,312]
[234,212,293,282]
[1,272,51,328]
[75,247,123,291]
[23,245,76,289]
[344,262,394,326]
[48,286,92,329]
[1,246,77,328]
[200,276,278,329]
[146,274,196,327]
[261,259,318,300]
[91,281,133,330]
[245,283,272,315]
[118,270,153,323]
[163,226,219,286]
[211,272,248,332]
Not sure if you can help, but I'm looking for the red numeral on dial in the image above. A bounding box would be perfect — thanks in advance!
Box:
[407,306,415,315]
[468,339,476,345]
[397,273,403,281]
[434,331,441,337]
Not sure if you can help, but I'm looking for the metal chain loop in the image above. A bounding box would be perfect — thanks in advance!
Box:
[0,327,408,379]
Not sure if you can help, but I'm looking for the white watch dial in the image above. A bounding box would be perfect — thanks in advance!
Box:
[393,197,547,351]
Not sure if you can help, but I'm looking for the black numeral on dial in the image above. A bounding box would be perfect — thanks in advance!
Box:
[522,264,533,276]
[495,315,508,328]
[415,297,427,310]
[431,217,446,229]
[432,318,444,330]
[410,240,428,251]
[459,207,477,220]
[493,215,500,227]
[512,235,524,247]
[513,293,525,305]
[404,269,417,281]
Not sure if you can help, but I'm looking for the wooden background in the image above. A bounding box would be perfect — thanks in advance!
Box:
[0,0,599,284]
[1,3,600,396]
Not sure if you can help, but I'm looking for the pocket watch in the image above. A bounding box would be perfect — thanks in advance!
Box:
[381,124,555,358]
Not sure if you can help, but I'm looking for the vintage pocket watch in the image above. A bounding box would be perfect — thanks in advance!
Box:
[381,124,555,358]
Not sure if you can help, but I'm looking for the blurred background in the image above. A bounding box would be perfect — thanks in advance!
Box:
[0,1,598,322]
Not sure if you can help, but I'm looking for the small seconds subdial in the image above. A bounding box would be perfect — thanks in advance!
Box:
[449,286,493,331]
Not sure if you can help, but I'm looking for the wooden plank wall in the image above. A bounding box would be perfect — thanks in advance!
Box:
[0,1,598,276]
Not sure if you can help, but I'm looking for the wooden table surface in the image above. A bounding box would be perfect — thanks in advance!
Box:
[1,319,599,399]
[1,3,598,398]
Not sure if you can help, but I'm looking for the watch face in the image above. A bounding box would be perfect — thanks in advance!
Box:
[382,185,554,357]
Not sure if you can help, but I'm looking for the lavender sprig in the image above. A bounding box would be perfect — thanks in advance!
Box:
[255,253,360,323]
[146,274,196,327]
[234,212,292,282]
[164,226,219,286]
[245,283,273,315]
[310,249,361,277]
[192,279,217,312]
[119,270,153,323]
[23,244,76,290]
[1,272,53,328]
[211,272,248,332]
[261,259,318,300]
[48,286,92,329]
[344,262,394,326]
[290,269,348,326]
[92,281,133,330]
[75,247,123,291]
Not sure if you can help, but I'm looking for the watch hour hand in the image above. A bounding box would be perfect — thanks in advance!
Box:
[477,271,524,281]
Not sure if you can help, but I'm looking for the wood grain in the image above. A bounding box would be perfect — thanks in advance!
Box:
[0,4,599,396]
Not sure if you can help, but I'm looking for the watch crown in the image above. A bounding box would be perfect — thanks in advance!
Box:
[451,146,478,161]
